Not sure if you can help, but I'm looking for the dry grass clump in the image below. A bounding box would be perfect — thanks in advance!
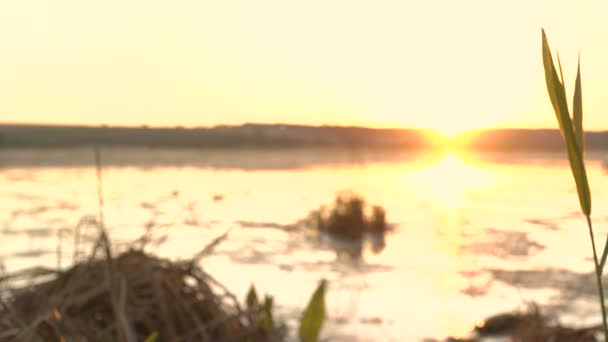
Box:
[0,248,285,342]
[309,191,388,240]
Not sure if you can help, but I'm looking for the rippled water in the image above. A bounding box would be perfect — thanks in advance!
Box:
[2,147,608,341]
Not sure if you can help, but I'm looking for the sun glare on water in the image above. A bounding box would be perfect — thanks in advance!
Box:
[406,152,492,208]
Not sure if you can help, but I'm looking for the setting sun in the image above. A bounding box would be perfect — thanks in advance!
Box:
[427,121,480,138]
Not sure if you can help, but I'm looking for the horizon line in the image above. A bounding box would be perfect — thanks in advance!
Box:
[2,121,608,134]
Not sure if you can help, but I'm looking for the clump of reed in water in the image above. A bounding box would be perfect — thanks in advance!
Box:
[309,191,388,240]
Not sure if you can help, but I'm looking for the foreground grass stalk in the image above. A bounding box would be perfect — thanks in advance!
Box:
[599,236,608,271]
[586,215,608,337]
[541,29,608,341]
[95,147,134,342]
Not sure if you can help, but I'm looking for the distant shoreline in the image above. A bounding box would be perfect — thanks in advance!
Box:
[1,123,608,151]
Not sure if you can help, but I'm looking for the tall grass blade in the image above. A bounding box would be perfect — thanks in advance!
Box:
[298,279,327,342]
[94,147,132,342]
[573,56,583,154]
[541,29,591,216]
[246,284,259,309]
[542,28,607,339]
[557,53,566,87]
[601,240,608,272]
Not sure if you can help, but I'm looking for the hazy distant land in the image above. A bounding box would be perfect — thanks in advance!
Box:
[1,123,607,151]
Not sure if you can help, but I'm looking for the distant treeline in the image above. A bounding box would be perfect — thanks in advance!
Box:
[0,124,441,149]
[1,123,608,150]
[458,129,608,151]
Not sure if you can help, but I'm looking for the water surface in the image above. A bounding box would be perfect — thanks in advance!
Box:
[2,147,608,341]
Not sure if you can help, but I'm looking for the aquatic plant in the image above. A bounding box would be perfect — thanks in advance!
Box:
[310,191,388,239]
[541,28,608,339]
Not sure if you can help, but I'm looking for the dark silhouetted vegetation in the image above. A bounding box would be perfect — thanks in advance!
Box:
[0,248,286,342]
[309,192,388,240]
[0,124,442,149]
[449,304,599,341]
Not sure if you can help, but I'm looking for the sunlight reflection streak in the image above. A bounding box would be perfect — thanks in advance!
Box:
[405,152,492,209]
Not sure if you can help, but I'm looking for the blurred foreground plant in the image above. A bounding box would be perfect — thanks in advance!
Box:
[542,28,608,339]
[245,279,326,342]
[299,279,327,342]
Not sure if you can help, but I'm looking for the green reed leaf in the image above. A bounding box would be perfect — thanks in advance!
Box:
[542,29,591,216]
[557,53,565,87]
[573,55,583,154]
[299,279,327,342]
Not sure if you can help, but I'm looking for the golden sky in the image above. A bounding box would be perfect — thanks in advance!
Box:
[1,1,607,134]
